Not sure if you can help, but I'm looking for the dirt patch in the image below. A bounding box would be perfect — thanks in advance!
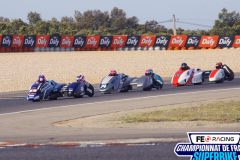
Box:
[1,49,240,92]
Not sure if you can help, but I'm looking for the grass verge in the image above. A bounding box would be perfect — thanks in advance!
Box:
[121,101,240,123]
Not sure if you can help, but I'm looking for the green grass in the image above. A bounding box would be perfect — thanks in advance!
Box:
[121,101,240,123]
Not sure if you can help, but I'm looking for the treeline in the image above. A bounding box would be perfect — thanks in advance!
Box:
[0,7,239,36]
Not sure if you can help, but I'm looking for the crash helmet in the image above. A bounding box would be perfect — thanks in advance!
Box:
[38,74,46,83]
[145,69,154,76]
[76,75,85,82]
[215,62,223,69]
[109,70,117,76]
[181,63,189,70]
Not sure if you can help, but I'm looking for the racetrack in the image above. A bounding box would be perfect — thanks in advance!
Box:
[0,78,240,160]
[0,79,239,143]
[1,78,240,114]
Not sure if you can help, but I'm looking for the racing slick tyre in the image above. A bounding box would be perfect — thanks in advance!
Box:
[49,92,58,100]
[73,94,83,98]
[216,78,224,83]
[86,85,94,97]
[143,86,152,91]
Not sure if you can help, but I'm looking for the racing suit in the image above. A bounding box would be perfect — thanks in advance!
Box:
[77,80,94,96]
[150,73,162,88]
[222,65,234,80]
[77,80,90,91]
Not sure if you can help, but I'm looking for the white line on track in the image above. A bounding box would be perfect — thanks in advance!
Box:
[0,97,25,100]
[0,87,240,116]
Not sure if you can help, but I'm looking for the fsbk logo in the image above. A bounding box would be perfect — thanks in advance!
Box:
[199,36,219,48]
[169,35,187,48]
[85,36,100,49]
[60,36,74,48]
[35,35,50,48]
[232,35,240,48]
[11,35,24,48]
[139,35,156,47]
[111,35,128,48]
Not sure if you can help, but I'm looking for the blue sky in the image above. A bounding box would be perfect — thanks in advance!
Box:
[1,0,239,29]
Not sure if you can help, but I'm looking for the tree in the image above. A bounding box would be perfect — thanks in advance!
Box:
[210,8,240,35]
[9,19,28,34]
[0,7,224,36]
[93,10,109,29]
[49,18,60,35]
[142,20,168,34]
[0,17,10,23]
[126,16,139,29]
[27,11,42,25]
[35,21,50,34]
[110,7,127,33]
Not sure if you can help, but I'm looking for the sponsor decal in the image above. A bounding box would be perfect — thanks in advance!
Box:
[218,36,234,48]
[154,35,170,47]
[1,35,12,48]
[186,36,200,48]
[73,36,86,48]
[0,35,2,45]
[199,36,219,48]
[232,35,240,48]
[85,36,100,49]
[23,35,36,48]
[49,34,61,48]
[125,35,140,48]
[11,35,24,48]
[175,132,240,160]
[99,36,113,48]
[35,35,50,48]
[138,35,156,47]
[169,35,188,48]
[60,36,74,48]
[111,35,128,48]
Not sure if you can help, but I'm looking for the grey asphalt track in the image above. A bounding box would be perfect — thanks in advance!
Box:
[0,79,239,160]
[1,78,240,114]
[0,142,188,160]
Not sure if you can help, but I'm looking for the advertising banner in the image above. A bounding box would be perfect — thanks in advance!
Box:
[23,35,36,48]
[232,35,240,48]
[199,36,219,48]
[0,35,2,46]
[217,36,234,48]
[169,35,188,48]
[85,36,100,49]
[110,35,128,48]
[35,35,50,48]
[125,35,140,48]
[99,36,113,48]
[154,35,170,48]
[138,35,156,47]
[60,36,74,48]
[175,132,240,160]
[73,36,86,48]
[185,36,200,48]
[11,35,24,48]
[49,34,61,48]
[1,35,12,48]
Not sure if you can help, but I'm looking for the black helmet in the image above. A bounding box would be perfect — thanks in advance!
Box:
[215,62,223,69]
[38,74,46,83]
[181,63,188,70]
